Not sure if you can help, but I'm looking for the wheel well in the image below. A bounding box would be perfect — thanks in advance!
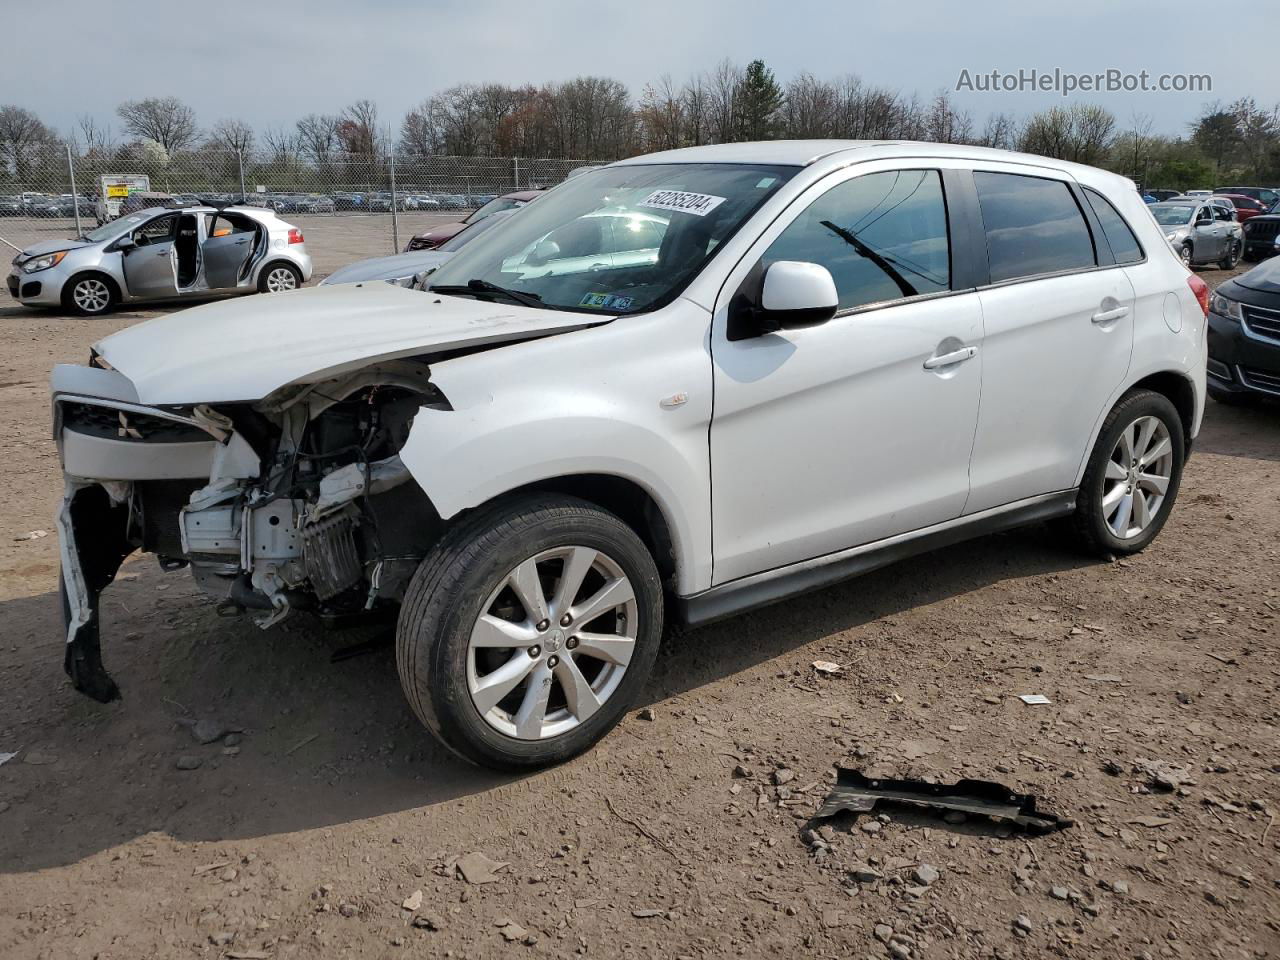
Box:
[64,271,120,300]
[1131,371,1195,444]
[511,475,677,588]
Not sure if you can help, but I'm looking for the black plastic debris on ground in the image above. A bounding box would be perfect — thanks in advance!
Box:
[815,768,1073,834]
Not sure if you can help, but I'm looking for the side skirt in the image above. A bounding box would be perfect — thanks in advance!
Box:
[678,491,1078,627]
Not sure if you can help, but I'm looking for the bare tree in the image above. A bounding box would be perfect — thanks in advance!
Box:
[637,75,685,151]
[207,117,255,155]
[337,99,380,156]
[75,114,114,156]
[0,105,57,177]
[976,112,1019,150]
[261,125,298,163]
[115,96,198,154]
[783,72,837,139]
[706,60,742,144]
[295,113,340,164]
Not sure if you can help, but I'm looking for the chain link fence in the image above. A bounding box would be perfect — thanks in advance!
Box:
[0,147,602,277]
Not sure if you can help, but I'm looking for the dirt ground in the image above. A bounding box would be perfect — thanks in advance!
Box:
[1,257,1278,960]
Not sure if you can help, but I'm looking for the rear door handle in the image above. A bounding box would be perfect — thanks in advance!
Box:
[1091,306,1130,324]
[922,346,977,370]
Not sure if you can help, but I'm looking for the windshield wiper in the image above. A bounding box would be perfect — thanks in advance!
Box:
[429,278,543,308]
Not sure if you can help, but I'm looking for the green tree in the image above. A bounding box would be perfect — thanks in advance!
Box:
[735,59,783,141]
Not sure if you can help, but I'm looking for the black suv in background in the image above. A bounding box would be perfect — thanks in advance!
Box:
[1207,256,1280,403]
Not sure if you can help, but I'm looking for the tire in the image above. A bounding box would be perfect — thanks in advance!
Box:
[1061,389,1185,557]
[396,494,664,770]
[61,273,118,316]
[257,261,302,293]
[1179,243,1193,267]
[1219,239,1241,270]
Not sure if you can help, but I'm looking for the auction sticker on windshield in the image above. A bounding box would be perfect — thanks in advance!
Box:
[639,190,726,217]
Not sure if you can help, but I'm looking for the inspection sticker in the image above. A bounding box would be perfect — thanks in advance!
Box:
[579,292,635,311]
[639,189,726,217]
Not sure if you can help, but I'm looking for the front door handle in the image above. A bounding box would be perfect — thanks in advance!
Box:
[922,346,977,370]
[1091,305,1130,324]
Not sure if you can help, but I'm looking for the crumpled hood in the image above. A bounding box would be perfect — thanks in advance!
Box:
[18,238,89,260]
[94,283,610,405]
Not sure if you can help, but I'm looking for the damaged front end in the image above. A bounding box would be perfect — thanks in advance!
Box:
[52,360,445,701]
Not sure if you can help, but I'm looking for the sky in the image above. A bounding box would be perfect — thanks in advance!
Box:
[3,0,1275,141]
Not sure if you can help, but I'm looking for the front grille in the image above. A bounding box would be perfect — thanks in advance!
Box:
[1239,366,1280,394]
[1242,304,1280,342]
[61,402,212,444]
[1244,219,1280,241]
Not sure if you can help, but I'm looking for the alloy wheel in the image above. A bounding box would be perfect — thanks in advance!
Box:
[1179,244,1192,266]
[72,278,110,313]
[466,545,638,740]
[1101,415,1174,540]
[265,267,298,292]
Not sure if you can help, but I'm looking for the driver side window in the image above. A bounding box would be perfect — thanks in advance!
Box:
[134,214,177,246]
[762,170,951,312]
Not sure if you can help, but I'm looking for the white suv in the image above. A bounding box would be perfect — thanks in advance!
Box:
[51,141,1208,769]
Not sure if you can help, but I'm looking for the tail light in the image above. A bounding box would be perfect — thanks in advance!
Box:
[1187,274,1209,317]
[287,228,304,244]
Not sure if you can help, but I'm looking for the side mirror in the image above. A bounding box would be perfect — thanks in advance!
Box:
[759,260,839,330]
[114,235,137,251]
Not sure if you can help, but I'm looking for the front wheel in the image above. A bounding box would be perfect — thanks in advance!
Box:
[1061,389,1185,557]
[1219,238,1241,270]
[62,273,118,316]
[1179,243,1193,267]
[396,494,663,770]
[257,262,302,293]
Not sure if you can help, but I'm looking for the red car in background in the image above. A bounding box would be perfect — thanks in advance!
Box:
[405,190,543,251]
[1214,194,1268,222]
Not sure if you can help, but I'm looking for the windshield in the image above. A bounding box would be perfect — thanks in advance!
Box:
[79,212,154,243]
[463,195,527,224]
[429,163,796,314]
[1150,203,1196,226]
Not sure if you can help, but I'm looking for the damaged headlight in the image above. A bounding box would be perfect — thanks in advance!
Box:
[22,250,67,273]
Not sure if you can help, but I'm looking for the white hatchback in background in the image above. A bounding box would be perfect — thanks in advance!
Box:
[50,141,1207,769]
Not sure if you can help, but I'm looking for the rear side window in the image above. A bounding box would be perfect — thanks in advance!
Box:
[1084,188,1144,264]
[973,172,1096,282]
[763,169,950,311]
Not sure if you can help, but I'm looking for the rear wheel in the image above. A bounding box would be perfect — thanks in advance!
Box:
[62,273,118,316]
[1061,389,1185,557]
[396,494,663,770]
[257,262,302,293]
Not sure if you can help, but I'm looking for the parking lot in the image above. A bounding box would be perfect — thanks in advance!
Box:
[0,253,1277,959]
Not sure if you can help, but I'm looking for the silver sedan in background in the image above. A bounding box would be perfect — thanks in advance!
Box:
[7,202,312,315]
[1149,198,1244,269]
[319,209,517,288]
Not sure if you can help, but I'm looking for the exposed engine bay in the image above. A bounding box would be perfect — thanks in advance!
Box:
[55,359,446,702]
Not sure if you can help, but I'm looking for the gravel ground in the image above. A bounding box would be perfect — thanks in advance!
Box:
[0,259,1277,960]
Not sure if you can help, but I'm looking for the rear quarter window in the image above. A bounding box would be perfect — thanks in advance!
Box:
[973,172,1096,283]
[1083,188,1144,265]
